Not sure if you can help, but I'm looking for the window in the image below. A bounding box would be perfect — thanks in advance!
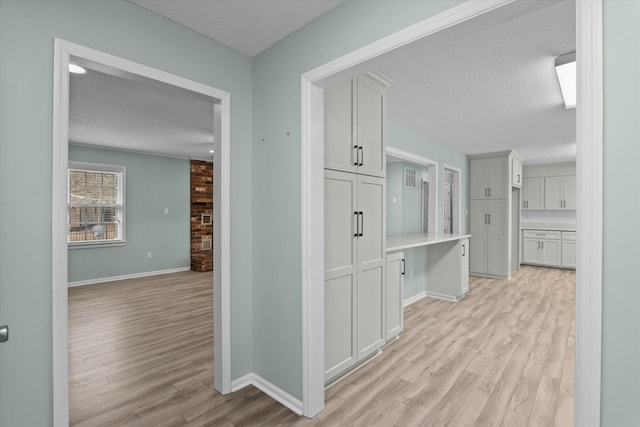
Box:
[68,161,126,247]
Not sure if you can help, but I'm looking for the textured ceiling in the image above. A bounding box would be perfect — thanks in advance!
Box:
[127,0,344,57]
[69,64,217,161]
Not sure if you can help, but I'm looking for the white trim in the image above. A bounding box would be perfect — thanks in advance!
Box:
[425,291,463,303]
[231,373,304,416]
[575,1,603,425]
[67,267,191,287]
[301,0,602,421]
[443,163,463,235]
[52,39,233,427]
[386,146,437,167]
[403,291,427,308]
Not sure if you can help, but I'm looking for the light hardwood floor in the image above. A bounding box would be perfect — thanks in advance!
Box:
[69,265,574,426]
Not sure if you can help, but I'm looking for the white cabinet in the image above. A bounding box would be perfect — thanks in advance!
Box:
[561,232,576,269]
[324,169,385,382]
[385,252,404,341]
[512,158,523,188]
[521,230,561,267]
[324,73,389,178]
[522,177,544,210]
[460,239,469,294]
[469,199,507,276]
[544,176,576,210]
[470,157,507,199]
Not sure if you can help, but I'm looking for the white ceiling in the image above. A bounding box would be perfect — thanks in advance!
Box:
[71,0,576,164]
[128,0,344,57]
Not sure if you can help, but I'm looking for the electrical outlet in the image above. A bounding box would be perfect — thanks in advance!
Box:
[147,251,152,259]
[409,268,413,278]
[164,208,169,214]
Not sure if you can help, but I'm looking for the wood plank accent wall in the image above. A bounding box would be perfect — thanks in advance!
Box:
[190,160,213,272]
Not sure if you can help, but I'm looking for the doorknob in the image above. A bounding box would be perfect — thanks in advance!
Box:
[0,325,8,343]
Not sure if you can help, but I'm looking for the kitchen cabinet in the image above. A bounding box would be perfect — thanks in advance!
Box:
[385,252,404,341]
[470,157,507,199]
[469,199,507,276]
[544,176,576,210]
[324,169,385,383]
[512,158,523,188]
[324,73,390,178]
[522,230,561,267]
[561,232,576,269]
[460,238,469,294]
[425,238,470,301]
[522,177,544,210]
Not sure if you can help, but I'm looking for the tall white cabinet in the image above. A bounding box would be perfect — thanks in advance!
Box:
[469,151,520,278]
[324,72,390,383]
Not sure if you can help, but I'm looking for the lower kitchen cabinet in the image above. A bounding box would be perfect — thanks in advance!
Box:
[561,232,576,269]
[522,230,561,267]
[385,252,404,341]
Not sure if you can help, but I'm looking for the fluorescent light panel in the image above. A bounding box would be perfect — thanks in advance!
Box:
[555,52,576,109]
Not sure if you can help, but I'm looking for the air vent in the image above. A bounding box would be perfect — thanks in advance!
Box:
[404,167,417,189]
[201,237,212,251]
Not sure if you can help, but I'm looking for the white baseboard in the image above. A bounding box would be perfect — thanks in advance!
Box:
[425,291,462,302]
[231,373,303,416]
[68,266,191,287]
[403,291,427,307]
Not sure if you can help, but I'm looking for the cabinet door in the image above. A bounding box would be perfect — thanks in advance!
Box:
[469,159,487,199]
[562,240,576,268]
[324,79,357,174]
[460,239,469,294]
[385,252,404,340]
[487,157,507,199]
[523,177,544,210]
[544,177,563,210]
[540,240,561,267]
[356,175,385,358]
[324,170,358,380]
[562,176,577,210]
[469,200,488,274]
[486,199,507,276]
[522,239,541,264]
[356,76,385,178]
[512,158,522,187]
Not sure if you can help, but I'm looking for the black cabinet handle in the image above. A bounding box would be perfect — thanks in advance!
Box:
[354,211,359,237]
[358,147,363,166]
[462,244,466,256]
[401,259,405,275]
[353,146,359,166]
[359,211,364,237]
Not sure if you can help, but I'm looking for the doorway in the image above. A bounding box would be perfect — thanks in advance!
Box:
[301,0,602,421]
[52,39,232,425]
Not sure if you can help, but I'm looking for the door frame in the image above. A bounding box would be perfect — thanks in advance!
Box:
[443,163,462,235]
[52,38,232,426]
[301,0,603,424]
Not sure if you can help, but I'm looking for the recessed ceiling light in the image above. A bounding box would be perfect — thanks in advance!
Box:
[68,63,86,74]
[555,52,576,109]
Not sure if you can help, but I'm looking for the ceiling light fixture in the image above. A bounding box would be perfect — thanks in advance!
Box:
[209,150,214,154]
[68,63,86,74]
[554,52,576,109]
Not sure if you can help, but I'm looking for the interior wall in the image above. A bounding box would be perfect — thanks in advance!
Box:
[68,145,190,282]
[0,1,253,424]
[602,0,640,424]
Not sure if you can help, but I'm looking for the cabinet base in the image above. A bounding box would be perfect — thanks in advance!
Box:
[425,290,465,302]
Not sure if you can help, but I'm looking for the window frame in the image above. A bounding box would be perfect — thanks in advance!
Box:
[67,161,126,249]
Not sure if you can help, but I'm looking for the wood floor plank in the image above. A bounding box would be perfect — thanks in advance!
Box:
[69,266,574,426]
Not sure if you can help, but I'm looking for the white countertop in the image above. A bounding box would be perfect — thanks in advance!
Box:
[520,222,576,232]
[386,233,471,252]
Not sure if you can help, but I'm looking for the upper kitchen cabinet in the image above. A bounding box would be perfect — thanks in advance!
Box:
[470,157,507,199]
[545,176,576,210]
[324,72,392,178]
[522,177,544,210]
[512,158,523,188]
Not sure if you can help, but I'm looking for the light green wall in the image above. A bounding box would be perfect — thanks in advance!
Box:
[68,146,190,282]
[602,1,640,424]
[251,0,465,399]
[0,1,253,424]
